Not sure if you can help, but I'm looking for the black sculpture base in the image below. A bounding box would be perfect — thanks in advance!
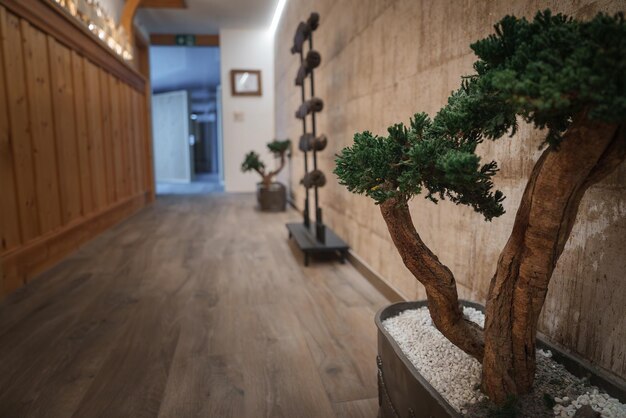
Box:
[286,223,349,266]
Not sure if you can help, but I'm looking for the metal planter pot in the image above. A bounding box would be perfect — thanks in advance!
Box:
[257,182,287,212]
[375,300,625,418]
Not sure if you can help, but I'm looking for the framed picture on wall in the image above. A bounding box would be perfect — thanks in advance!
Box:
[230,69,262,96]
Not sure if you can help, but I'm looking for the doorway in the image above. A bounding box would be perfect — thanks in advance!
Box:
[149,45,223,194]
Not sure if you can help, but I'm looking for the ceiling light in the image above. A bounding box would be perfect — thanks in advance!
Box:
[269,0,287,34]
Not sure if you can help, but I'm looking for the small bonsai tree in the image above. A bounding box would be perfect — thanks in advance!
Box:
[335,11,625,404]
[241,139,291,187]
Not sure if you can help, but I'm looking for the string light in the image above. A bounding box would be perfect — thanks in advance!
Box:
[53,0,133,61]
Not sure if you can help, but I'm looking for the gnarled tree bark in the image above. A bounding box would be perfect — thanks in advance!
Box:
[259,153,287,187]
[482,113,624,404]
[378,113,624,404]
[380,197,485,360]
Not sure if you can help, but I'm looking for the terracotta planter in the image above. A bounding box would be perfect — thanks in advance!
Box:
[257,182,286,212]
[375,301,625,418]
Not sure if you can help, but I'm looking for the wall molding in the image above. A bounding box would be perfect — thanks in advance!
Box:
[346,251,405,303]
[0,0,146,92]
[0,192,150,298]
[288,202,404,303]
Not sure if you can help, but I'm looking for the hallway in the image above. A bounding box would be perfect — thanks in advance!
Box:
[0,194,386,418]
[2,1,625,416]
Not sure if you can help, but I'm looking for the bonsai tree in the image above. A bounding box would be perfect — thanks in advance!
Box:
[335,11,625,404]
[241,139,291,187]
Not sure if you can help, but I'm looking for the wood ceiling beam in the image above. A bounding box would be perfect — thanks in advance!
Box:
[140,0,187,8]
[150,34,220,47]
[122,0,188,45]
[120,0,141,44]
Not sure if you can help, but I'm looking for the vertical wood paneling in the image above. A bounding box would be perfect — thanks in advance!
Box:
[141,94,153,193]
[123,84,137,195]
[130,86,140,195]
[118,77,130,198]
[135,40,154,199]
[0,6,21,253]
[0,3,154,298]
[22,22,63,234]
[84,60,107,210]
[125,86,135,195]
[119,82,132,195]
[97,67,115,205]
[48,36,82,224]
[2,11,40,241]
[131,90,145,193]
[71,51,94,215]
[109,75,125,199]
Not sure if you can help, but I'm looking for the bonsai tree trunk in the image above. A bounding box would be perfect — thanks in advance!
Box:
[259,153,287,188]
[482,114,625,403]
[255,168,271,188]
[260,173,272,188]
[380,197,485,360]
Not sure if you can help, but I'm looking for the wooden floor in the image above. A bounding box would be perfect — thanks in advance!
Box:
[0,194,389,418]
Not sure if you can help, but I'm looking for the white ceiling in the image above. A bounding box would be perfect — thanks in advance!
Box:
[150,46,220,93]
[137,0,279,34]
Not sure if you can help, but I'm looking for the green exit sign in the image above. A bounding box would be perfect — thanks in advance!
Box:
[175,35,196,46]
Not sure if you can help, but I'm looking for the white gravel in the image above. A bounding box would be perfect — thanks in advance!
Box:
[382,307,485,413]
[554,390,626,418]
[382,307,626,417]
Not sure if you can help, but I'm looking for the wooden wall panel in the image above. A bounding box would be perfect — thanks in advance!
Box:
[71,51,94,216]
[120,83,134,196]
[125,85,137,195]
[0,3,155,298]
[116,79,126,197]
[2,10,40,242]
[49,37,82,224]
[129,89,140,192]
[131,90,145,193]
[97,66,115,206]
[139,93,154,195]
[21,21,63,234]
[109,75,125,200]
[0,6,20,253]
[126,87,136,194]
[84,60,108,210]
[130,89,141,194]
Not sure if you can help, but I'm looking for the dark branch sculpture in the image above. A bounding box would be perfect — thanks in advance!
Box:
[290,12,320,54]
[301,169,327,189]
[298,133,328,152]
[295,50,321,86]
[295,97,324,119]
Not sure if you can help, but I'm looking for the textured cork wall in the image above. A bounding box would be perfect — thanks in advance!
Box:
[274,0,625,379]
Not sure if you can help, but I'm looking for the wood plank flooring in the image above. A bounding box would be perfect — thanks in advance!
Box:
[0,194,389,417]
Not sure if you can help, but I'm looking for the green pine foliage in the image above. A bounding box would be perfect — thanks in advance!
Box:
[267,139,291,155]
[334,10,625,221]
[241,151,264,173]
[335,114,505,220]
[241,139,290,174]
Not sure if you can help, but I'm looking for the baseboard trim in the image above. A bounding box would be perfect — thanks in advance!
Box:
[287,198,299,211]
[346,251,406,303]
[0,192,151,298]
[284,195,403,302]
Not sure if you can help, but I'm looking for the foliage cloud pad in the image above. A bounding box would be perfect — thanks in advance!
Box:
[335,10,625,220]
